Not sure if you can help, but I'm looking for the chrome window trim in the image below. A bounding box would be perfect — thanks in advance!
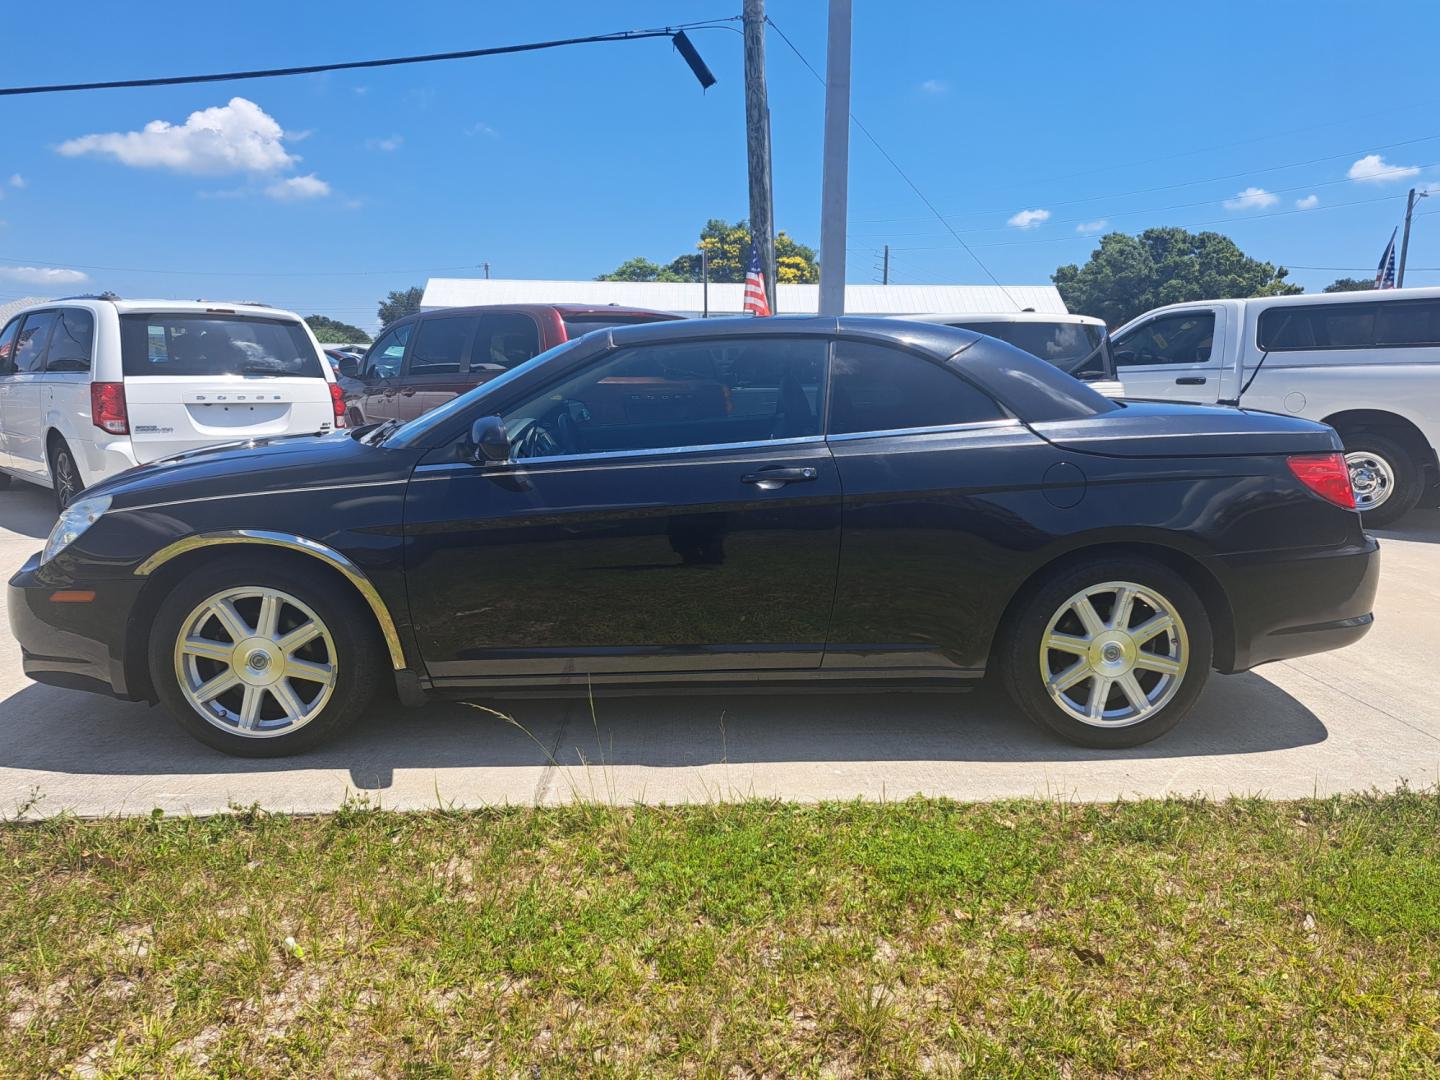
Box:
[110,478,406,514]
[413,434,828,473]
[825,418,1021,443]
[133,529,407,670]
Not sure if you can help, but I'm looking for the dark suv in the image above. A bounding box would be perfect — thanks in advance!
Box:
[341,304,680,425]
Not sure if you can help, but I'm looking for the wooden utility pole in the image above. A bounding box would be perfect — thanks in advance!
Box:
[1398,187,1429,287]
[743,0,776,314]
[882,244,890,285]
[817,0,852,314]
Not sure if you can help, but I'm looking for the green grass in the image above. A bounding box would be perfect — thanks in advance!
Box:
[2,792,1439,1077]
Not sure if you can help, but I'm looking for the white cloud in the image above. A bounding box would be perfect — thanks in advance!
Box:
[1007,208,1051,230]
[265,173,330,201]
[1076,219,1108,234]
[56,98,299,175]
[366,135,404,152]
[1295,194,1320,209]
[465,121,497,138]
[8,174,23,189]
[919,78,948,95]
[0,265,88,285]
[1223,186,1279,210]
[1348,153,1420,184]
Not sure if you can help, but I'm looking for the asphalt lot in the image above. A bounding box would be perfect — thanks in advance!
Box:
[1,480,1438,816]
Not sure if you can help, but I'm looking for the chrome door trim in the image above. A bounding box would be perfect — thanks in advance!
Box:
[825,418,1022,443]
[134,529,407,670]
[412,434,830,477]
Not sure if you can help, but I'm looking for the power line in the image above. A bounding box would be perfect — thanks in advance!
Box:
[765,16,1023,309]
[0,256,486,278]
[0,18,740,96]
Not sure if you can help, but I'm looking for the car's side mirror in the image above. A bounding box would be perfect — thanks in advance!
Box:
[338,356,360,378]
[470,415,511,464]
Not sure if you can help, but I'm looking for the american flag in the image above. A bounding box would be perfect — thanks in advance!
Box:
[1376,227,1398,289]
[743,240,771,316]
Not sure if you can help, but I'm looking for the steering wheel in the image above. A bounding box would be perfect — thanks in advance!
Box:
[510,417,562,460]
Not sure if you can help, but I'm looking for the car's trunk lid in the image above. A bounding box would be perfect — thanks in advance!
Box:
[1029,400,1340,458]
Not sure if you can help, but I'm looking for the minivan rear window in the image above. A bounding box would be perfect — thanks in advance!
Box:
[119,314,324,378]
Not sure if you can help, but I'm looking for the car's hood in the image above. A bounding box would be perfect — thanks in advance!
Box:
[82,430,420,508]
[1029,400,1341,458]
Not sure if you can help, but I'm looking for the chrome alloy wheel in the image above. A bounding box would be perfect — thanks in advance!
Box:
[1345,451,1395,510]
[1039,580,1189,728]
[173,587,338,737]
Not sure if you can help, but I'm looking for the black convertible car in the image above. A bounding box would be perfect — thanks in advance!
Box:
[8,317,1377,756]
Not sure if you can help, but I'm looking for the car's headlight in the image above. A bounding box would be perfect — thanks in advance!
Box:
[41,496,111,565]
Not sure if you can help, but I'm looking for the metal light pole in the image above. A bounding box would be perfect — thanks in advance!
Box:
[699,241,710,318]
[1398,187,1429,288]
[817,0,853,315]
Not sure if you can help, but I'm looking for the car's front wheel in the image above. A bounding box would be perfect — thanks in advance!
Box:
[1000,558,1212,748]
[149,558,382,756]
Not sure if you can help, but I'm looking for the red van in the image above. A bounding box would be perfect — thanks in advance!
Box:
[340,304,681,426]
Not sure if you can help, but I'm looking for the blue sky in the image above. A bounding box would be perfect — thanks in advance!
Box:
[2,1,1438,330]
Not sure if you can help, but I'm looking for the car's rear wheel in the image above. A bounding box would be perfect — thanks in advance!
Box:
[49,438,82,510]
[1341,433,1421,527]
[1000,558,1212,748]
[149,559,382,756]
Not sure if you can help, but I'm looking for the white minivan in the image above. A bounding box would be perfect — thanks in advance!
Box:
[0,297,344,506]
[1111,288,1440,525]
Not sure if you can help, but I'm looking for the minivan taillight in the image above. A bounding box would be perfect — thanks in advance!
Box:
[1287,452,1356,510]
[90,382,129,435]
[329,382,346,428]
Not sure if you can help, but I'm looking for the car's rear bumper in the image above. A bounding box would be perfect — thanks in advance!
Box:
[1217,536,1380,673]
[7,554,142,700]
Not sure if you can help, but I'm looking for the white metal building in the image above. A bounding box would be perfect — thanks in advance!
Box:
[0,297,51,325]
[421,278,1067,317]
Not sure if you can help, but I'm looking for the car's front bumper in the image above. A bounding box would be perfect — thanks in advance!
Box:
[7,552,144,699]
[1218,536,1380,673]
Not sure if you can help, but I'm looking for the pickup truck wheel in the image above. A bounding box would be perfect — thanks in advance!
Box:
[149,558,383,757]
[1000,558,1212,748]
[1342,434,1422,527]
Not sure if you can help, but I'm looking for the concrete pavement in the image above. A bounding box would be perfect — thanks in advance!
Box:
[2,481,1437,816]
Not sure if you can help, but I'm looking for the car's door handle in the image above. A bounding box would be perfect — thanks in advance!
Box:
[400,388,416,396]
[1175,376,1207,385]
[741,466,818,489]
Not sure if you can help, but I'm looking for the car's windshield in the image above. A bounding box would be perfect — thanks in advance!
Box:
[954,320,1109,376]
[383,337,591,447]
[119,314,324,378]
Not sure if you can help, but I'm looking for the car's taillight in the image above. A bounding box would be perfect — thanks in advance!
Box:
[90,382,129,435]
[1287,452,1356,509]
[329,382,346,428]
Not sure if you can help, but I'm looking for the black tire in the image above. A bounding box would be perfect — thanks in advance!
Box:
[49,438,83,510]
[148,557,383,756]
[999,557,1213,749]
[1340,432,1422,528]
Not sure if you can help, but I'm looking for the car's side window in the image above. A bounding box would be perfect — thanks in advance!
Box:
[13,311,58,374]
[366,324,411,379]
[826,341,1007,435]
[1113,313,1216,366]
[0,317,19,376]
[473,313,541,373]
[407,315,474,376]
[44,309,95,373]
[502,336,828,459]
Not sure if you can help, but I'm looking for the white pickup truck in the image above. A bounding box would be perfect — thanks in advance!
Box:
[1111,288,1440,525]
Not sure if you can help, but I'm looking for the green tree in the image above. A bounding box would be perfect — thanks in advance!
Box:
[377,286,424,327]
[596,257,688,283]
[1323,276,1376,293]
[599,219,819,285]
[1053,227,1303,327]
[305,315,371,344]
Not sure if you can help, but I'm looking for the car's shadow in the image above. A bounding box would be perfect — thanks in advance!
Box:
[0,672,1327,793]
[0,486,56,540]
[1372,507,1440,545]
